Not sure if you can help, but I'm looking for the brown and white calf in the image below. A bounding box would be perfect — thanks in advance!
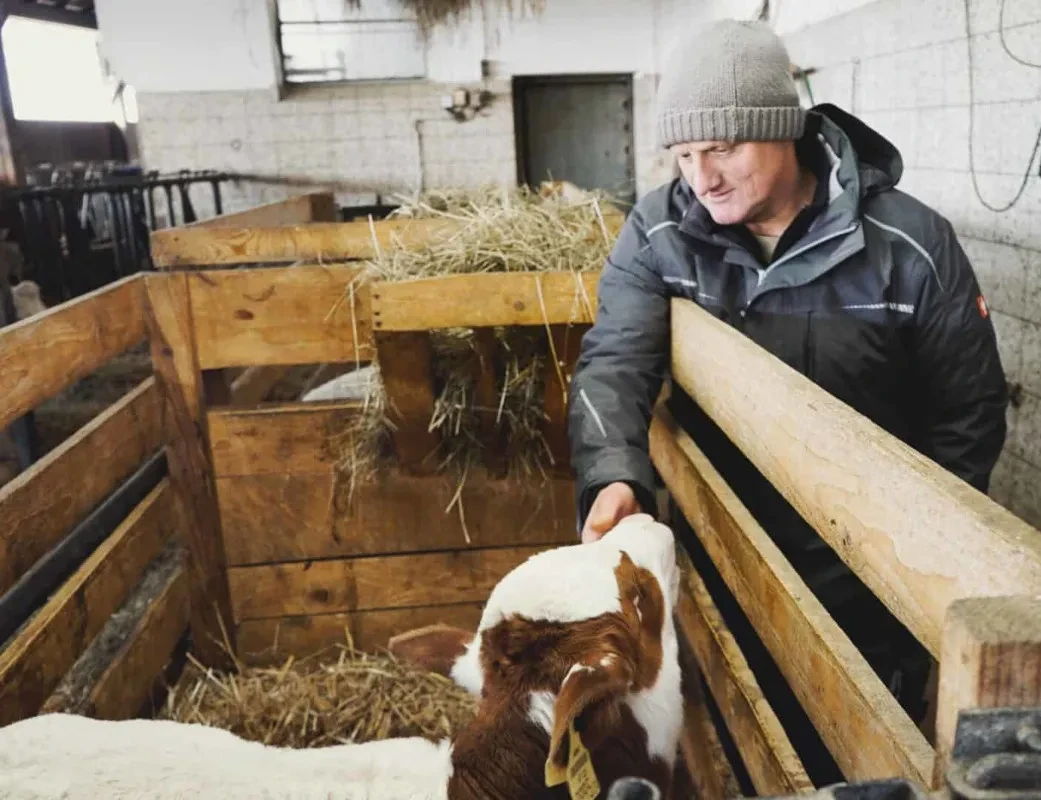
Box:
[0,513,683,799]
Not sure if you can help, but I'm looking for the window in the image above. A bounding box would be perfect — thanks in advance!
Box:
[276,0,427,84]
[1,16,116,122]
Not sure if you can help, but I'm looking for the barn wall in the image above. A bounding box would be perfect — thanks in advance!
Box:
[93,0,674,211]
[777,0,1041,526]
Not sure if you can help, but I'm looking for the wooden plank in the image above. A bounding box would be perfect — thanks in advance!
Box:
[0,378,160,597]
[145,272,234,669]
[675,548,813,796]
[207,401,361,476]
[676,627,744,800]
[236,604,485,665]
[150,217,457,268]
[371,270,600,331]
[187,265,374,370]
[375,331,440,474]
[227,545,545,622]
[668,298,1041,658]
[543,323,588,473]
[81,562,191,720]
[39,542,187,718]
[651,406,934,785]
[473,328,507,477]
[0,481,173,726]
[933,595,1041,788]
[216,470,578,565]
[0,274,146,431]
[181,191,338,232]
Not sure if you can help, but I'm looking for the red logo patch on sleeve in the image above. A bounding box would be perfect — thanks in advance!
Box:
[977,294,989,319]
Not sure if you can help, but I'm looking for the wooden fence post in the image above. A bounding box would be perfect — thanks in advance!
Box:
[144,272,235,670]
[933,594,1041,789]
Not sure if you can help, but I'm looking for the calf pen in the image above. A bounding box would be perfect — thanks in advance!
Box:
[1,190,1040,800]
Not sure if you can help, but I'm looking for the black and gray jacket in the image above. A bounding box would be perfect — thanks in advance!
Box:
[568,104,1009,572]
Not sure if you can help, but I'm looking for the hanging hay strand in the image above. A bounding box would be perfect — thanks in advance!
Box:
[159,636,477,749]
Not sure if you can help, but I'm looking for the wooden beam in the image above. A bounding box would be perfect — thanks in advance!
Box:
[0,378,160,597]
[543,323,588,473]
[933,595,1041,788]
[236,604,485,665]
[668,298,1041,658]
[376,331,440,474]
[675,547,813,796]
[371,271,599,331]
[676,627,744,800]
[215,470,578,565]
[0,482,173,726]
[150,218,458,268]
[145,273,234,669]
[40,544,189,720]
[0,274,146,431]
[227,545,546,622]
[181,191,338,232]
[187,265,374,370]
[651,406,934,785]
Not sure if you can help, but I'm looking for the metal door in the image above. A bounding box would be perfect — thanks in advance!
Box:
[513,74,636,206]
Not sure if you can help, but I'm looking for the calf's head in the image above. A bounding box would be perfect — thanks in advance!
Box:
[390,513,683,797]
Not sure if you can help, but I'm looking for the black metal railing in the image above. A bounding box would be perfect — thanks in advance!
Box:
[1,164,236,304]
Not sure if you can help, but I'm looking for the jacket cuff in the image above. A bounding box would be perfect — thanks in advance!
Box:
[575,448,659,535]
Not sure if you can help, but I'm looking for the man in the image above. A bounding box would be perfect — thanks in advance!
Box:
[568,17,1008,781]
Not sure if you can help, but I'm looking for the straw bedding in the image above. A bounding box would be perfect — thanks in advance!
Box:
[329,184,619,515]
[158,632,478,749]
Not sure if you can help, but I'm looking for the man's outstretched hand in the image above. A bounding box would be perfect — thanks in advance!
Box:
[580,482,641,543]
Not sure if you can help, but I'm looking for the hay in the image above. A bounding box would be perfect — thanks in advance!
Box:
[330,185,616,501]
[367,183,616,281]
[159,634,477,749]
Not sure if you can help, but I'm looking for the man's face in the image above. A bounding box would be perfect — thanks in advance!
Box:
[670,139,793,226]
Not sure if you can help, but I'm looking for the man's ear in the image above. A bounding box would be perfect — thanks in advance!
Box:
[387,623,474,677]
[546,652,635,773]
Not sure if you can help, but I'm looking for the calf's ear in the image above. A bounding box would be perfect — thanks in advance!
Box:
[546,650,635,776]
[387,623,475,677]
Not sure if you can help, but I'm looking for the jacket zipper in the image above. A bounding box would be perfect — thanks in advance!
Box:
[741,223,860,318]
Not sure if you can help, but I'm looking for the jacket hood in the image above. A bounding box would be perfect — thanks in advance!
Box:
[812,103,903,198]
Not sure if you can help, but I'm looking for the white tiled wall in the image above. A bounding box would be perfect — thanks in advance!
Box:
[782,0,1041,527]
[136,79,517,219]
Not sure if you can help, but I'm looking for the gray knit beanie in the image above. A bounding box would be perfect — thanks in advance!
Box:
[656,19,806,148]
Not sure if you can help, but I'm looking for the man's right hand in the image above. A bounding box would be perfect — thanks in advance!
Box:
[581,482,641,543]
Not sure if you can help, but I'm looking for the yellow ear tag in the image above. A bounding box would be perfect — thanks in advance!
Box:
[544,721,600,799]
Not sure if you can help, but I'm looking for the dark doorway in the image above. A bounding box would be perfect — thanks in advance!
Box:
[513,74,636,206]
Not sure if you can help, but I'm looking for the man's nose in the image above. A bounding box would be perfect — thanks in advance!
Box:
[690,159,722,196]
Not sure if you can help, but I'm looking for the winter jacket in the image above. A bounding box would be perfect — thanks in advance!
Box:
[567,104,1009,599]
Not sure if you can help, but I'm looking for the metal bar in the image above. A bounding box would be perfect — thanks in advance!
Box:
[0,449,168,646]
[210,179,223,216]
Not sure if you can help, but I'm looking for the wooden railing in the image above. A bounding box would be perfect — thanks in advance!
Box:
[650,298,1041,793]
[0,275,189,726]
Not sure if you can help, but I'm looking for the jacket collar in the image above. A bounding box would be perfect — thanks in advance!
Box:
[673,109,877,299]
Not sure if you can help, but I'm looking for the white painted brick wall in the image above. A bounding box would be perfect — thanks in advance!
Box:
[137,78,519,208]
[780,0,1041,527]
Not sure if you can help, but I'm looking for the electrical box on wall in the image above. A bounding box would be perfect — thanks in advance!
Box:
[440,87,493,121]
